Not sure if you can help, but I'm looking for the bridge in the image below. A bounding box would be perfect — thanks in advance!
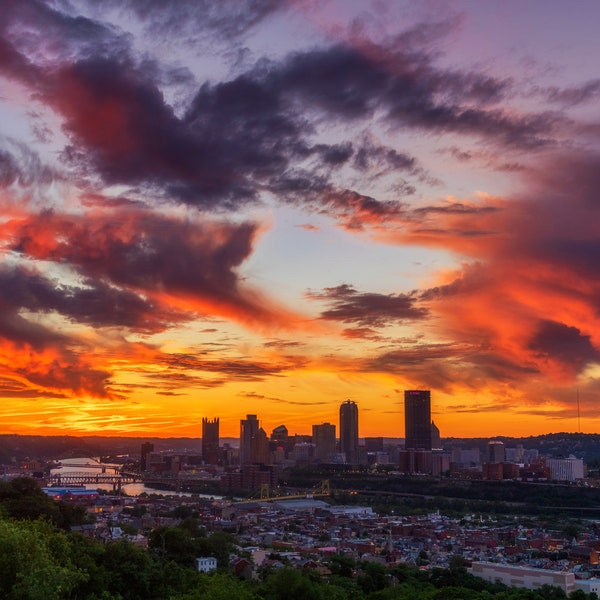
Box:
[235,479,331,504]
[46,472,142,492]
[55,463,120,473]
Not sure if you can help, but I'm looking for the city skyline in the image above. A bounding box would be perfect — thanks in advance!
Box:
[1,2,600,439]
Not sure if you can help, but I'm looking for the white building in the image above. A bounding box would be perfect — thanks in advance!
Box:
[574,579,600,596]
[470,562,574,594]
[545,455,584,481]
[195,557,217,573]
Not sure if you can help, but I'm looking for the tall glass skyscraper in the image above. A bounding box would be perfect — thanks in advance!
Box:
[339,400,359,464]
[240,414,259,465]
[404,390,432,450]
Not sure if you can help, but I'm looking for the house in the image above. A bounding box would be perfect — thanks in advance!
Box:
[195,557,217,573]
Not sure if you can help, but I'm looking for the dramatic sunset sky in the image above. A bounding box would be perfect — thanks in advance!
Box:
[1,0,600,439]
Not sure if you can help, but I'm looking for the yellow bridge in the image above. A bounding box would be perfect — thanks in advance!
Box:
[235,479,330,504]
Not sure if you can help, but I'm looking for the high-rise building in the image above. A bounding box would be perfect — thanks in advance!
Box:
[250,427,272,464]
[431,420,441,450]
[404,390,432,450]
[312,422,336,462]
[270,424,291,456]
[339,400,359,464]
[240,414,259,465]
[202,417,220,465]
[140,442,154,472]
[270,424,288,446]
[487,440,505,464]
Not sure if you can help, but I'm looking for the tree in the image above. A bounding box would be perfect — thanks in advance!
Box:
[180,573,256,600]
[101,539,154,600]
[150,525,195,564]
[0,518,85,599]
[260,567,325,600]
[357,562,390,594]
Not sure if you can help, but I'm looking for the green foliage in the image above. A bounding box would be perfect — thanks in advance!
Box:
[357,561,390,594]
[149,525,199,566]
[260,566,325,600]
[0,519,85,599]
[178,572,256,600]
[0,477,90,528]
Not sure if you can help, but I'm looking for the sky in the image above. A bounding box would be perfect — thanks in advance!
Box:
[1,0,600,439]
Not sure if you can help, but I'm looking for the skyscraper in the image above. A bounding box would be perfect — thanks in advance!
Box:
[202,417,220,465]
[339,400,359,464]
[250,427,272,464]
[404,390,432,450]
[140,442,154,472]
[487,440,505,464]
[240,414,259,465]
[312,422,336,462]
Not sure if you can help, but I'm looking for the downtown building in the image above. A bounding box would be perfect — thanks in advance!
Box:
[404,390,432,450]
[201,417,220,465]
[312,422,336,463]
[339,400,359,464]
[239,414,259,465]
[401,390,449,474]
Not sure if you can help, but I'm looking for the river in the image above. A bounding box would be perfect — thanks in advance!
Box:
[50,458,223,499]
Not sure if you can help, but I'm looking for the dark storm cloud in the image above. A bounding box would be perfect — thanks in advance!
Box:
[528,320,600,371]
[1,0,129,65]
[309,284,427,327]
[0,4,569,213]
[274,44,558,148]
[352,138,418,175]
[0,265,185,333]
[6,209,271,323]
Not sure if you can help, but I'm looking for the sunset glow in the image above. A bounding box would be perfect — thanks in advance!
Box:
[1,1,600,438]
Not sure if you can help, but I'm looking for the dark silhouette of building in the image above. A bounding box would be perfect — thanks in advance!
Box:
[404,390,432,450]
[431,420,441,450]
[312,422,336,462]
[365,437,384,452]
[140,442,154,472]
[240,414,259,465]
[487,440,505,464]
[270,424,292,456]
[202,417,220,465]
[250,427,272,464]
[340,400,359,464]
[270,424,288,446]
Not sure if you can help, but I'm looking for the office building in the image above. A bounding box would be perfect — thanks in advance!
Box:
[271,424,292,456]
[271,424,288,446]
[339,400,359,464]
[250,427,272,464]
[404,390,432,450]
[240,414,259,465]
[140,442,154,472]
[431,420,441,450]
[546,456,584,481]
[202,417,220,465]
[487,440,505,464]
[312,422,336,462]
